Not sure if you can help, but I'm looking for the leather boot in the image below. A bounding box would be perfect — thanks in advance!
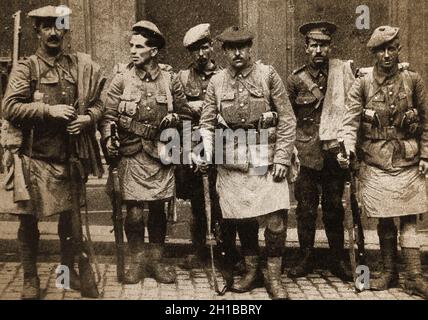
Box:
[370,235,398,290]
[263,257,288,300]
[18,223,40,300]
[146,244,176,284]
[59,236,80,290]
[123,251,144,284]
[230,256,260,293]
[180,246,208,270]
[123,206,145,284]
[288,248,313,278]
[402,248,428,299]
[22,276,40,300]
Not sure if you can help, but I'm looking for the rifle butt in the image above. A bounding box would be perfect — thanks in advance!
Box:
[78,254,99,298]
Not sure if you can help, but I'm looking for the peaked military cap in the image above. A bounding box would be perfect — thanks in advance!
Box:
[367,26,400,49]
[216,26,253,44]
[183,23,211,48]
[299,21,337,41]
[132,20,166,49]
[28,5,72,18]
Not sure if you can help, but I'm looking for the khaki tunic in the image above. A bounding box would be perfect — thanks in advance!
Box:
[200,62,296,219]
[339,65,428,217]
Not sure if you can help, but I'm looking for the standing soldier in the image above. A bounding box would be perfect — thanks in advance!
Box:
[176,23,221,269]
[286,22,355,280]
[100,21,190,285]
[1,6,105,299]
[338,26,428,299]
[199,26,296,299]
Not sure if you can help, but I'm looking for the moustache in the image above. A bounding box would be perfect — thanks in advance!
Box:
[47,36,60,42]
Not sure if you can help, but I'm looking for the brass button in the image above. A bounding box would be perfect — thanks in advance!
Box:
[201,76,206,81]
[202,89,206,94]
[238,74,243,78]
[144,120,148,124]
[390,104,395,108]
[146,78,150,82]
[240,103,244,107]
[147,93,152,97]
[241,118,246,123]
[304,101,308,104]
[146,107,151,111]
[389,92,393,96]
[319,86,324,90]
[239,88,243,93]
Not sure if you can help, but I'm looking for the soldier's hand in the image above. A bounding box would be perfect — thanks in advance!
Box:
[66,115,92,135]
[272,163,288,182]
[106,137,119,158]
[419,159,428,175]
[337,152,350,169]
[47,104,77,121]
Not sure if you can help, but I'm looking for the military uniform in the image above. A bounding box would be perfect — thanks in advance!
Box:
[339,26,428,298]
[0,6,105,299]
[199,26,296,299]
[100,21,190,285]
[286,21,355,280]
[175,24,224,268]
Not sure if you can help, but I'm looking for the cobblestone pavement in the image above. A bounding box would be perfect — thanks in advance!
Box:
[0,258,425,300]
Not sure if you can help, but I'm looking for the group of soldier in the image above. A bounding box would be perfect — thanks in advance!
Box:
[0,5,427,300]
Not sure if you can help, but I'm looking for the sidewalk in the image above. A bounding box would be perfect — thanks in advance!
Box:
[0,258,426,300]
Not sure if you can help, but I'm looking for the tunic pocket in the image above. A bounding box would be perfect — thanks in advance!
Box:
[220,92,236,123]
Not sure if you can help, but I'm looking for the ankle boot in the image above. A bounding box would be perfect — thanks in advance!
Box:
[402,248,428,299]
[146,244,176,284]
[370,235,398,291]
[231,256,260,293]
[22,276,40,300]
[19,231,40,300]
[123,251,145,284]
[263,257,288,300]
[288,248,313,278]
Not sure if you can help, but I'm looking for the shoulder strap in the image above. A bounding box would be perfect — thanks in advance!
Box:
[400,70,414,109]
[178,69,190,88]
[361,71,375,107]
[215,70,227,113]
[28,55,40,90]
[255,63,271,111]
[160,70,174,113]
[296,69,324,109]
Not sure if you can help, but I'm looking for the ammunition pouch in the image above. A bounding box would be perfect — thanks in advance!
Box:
[159,113,180,130]
[118,115,159,141]
[362,109,381,128]
[400,108,420,135]
[362,125,406,141]
[258,111,278,130]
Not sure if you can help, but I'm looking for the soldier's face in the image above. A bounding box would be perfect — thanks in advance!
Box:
[305,39,331,67]
[38,19,66,50]
[129,34,158,67]
[373,39,401,70]
[190,42,213,67]
[223,42,252,70]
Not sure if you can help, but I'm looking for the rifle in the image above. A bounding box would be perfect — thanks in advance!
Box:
[202,174,222,294]
[338,140,367,283]
[69,136,99,298]
[12,11,21,70]
[109,122,125,282]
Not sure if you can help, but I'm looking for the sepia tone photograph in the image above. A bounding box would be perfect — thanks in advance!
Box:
[0,0,427,306]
